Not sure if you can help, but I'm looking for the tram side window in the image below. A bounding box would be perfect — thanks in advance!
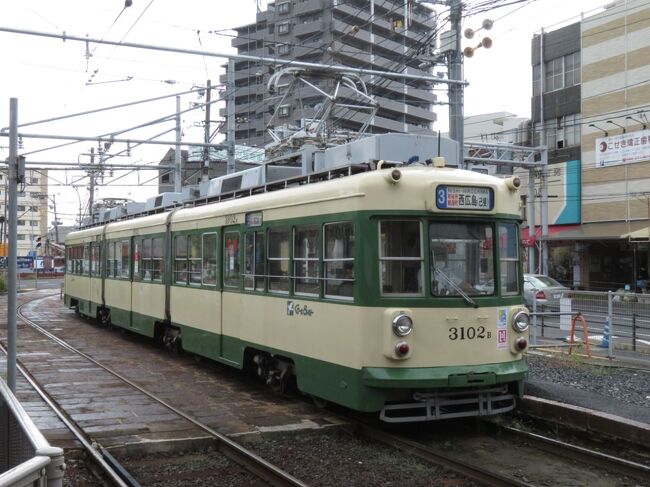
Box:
[324,222,355,298]
[244,231,265,291]
[268,227,289,293]
[202,233,218,286]
[188,235,202,285]
[133,241,140,278]
[141,237,164,282]
[120,240,130,279]
[90,243,100,277]
[152,237,163,281]
[82,245,90,275]
[174,235,188,284]
[294,225,319,296]
[106,242,115,278]
[141,238,152,280]
[224,231,240,288]
[379,220,423,295]
[499,223,519,295]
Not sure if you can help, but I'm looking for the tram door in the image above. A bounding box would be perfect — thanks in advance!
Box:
[89,240,102,315]
[220,227,241,364]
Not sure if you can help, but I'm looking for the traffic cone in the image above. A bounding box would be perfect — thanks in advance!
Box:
[599,318,610,348]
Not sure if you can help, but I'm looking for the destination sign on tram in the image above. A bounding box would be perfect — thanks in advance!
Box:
[436,185,493,211]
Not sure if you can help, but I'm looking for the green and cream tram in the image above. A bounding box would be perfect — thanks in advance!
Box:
[65,162,529,422]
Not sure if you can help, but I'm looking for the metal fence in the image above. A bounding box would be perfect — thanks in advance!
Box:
[0,378,65,487]
[529,289,650,358]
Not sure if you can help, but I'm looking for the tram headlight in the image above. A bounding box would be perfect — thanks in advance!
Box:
[392,314,413,336]
[511,310,530,333]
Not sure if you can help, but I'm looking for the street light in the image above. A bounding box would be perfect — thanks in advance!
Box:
[588,123,608,137]
[606,120,626,133]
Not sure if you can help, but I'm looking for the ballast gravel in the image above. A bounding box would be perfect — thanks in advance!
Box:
[525,353,650,423]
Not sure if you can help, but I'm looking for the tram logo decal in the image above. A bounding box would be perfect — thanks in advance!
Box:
[287,301,314,317]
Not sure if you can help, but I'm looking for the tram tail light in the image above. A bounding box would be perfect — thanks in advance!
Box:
[515,337,527,351]
[395,342,410,357]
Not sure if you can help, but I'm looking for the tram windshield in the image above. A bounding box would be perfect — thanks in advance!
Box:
[430,222,494,297]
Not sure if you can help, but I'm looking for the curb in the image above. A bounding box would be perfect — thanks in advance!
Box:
[521,396,650,447]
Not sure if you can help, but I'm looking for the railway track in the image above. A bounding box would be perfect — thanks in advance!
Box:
[8,290,650,486]
[349,417,650,486]
[495,423,650,482]
[12,292,308,487]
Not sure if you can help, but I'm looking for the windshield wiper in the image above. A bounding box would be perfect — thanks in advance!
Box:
[433,267,478,308]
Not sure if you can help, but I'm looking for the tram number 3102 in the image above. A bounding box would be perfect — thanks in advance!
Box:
[448,326,491,340]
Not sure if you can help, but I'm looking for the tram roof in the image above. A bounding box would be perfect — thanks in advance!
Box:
[66,167,520,242]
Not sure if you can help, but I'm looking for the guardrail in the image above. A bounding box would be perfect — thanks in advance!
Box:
[529,289,650,359]
[0,378,65,487]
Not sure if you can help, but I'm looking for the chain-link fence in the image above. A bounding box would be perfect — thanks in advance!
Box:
[0,378,65,487]
[529,290,650,358]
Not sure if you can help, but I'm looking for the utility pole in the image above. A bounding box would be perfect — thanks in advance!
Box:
[202,79,211,182]
[51,194,59,245]
[7,98,20,391]
[528,169,536,274]
[227,59,236,175]
[448,0,465,168]
[88,147,95,224]
[539,28,549,276]
[174,95,182,192]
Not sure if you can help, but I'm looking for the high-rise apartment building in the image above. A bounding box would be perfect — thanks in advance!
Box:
[222,0,437,148]
[0,169,49,257]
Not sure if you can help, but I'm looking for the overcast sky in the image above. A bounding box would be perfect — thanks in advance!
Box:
[0,0,604,227]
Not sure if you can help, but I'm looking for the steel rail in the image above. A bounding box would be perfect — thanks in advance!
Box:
[0,337,132,487]
[16,293,309,487]
[355,423,534,487]
[499,425,650,483]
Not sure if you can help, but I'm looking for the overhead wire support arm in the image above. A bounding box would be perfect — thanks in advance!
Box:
[0,132,226,149]
[0,26,469,86]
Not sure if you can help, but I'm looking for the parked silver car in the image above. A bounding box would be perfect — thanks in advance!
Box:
[523,274,569,308]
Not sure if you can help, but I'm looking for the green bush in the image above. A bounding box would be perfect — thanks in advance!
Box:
[0,276,6,293]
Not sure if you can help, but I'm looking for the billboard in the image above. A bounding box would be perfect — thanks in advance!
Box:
[595,128,650,167]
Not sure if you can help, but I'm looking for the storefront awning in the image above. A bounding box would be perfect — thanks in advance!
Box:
[521,225,580,246]
[626,226,650,241]
[543,221,650,241]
